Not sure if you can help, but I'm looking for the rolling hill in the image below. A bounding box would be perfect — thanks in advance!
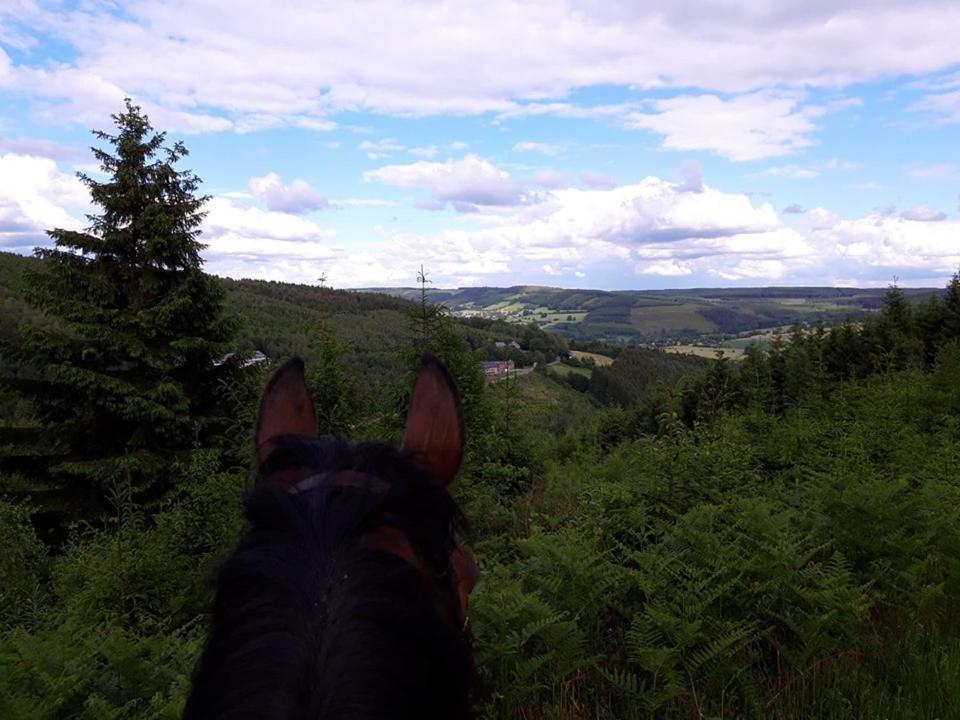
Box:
[361,284,944,343]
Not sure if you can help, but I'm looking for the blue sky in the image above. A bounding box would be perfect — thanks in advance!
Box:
[1,1,959,290]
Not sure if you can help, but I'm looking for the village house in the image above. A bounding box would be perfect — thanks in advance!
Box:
[482,359,515,379]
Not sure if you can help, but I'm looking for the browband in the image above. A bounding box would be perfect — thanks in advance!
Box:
[288,470,391,495]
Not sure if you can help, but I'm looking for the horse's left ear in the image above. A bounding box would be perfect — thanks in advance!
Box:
[255,358,318,469]
[402,355,464,487]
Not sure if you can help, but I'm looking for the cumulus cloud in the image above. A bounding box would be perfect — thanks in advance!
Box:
[9,154,960,288]
[804,211,960,281]
[204,196,336,244]
[0,136,87,162]
[626,92,834,161]
[900,204,948,222]
[0,153,90,251]
[200,196,342,280]
[248,173,328,213]
[364,155,528,208]
[676,160,704,193]
[783,204,807,214]
[348,178,806,285]
[3,2,960,129]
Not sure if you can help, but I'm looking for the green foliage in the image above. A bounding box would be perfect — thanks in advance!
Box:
[0,453,246,718]
[590,347,708,407]
[0,500,48,630]
[0,101,237,533]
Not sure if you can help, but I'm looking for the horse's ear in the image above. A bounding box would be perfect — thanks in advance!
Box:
[255,358,317,468]
[402,355,464,488]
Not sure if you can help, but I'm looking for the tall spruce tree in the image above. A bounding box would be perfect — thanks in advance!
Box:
[1,100,236,532]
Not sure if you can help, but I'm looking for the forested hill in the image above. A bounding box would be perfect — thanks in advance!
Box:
[0,251,566,397]
[362,283,944,343]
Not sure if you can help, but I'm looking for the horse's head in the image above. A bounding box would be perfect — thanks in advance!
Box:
[184,355,478,719]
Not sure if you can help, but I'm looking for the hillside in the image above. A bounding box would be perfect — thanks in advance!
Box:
[0,253,566,404]
[362,284,944,343]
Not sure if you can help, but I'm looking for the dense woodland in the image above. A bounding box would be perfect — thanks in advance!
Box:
[2,104,960,719]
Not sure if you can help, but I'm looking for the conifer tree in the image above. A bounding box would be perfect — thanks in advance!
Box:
[405,265,485,426]
[871,282,920,371]
[943,271,960,343]
[1,99,236,528]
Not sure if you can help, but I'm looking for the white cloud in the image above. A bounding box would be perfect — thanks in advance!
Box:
[765,164,820,179]
[676,160,704,193]
[804,211,960,281]
[248,173,328,213]
[364,155,527,208]
[907,163,960,181]
[204,196,336,244]
[910,90,960,125]
[9,156,960,288]
[359,138,440,159]
[359,138,405,154]
[200,195,342,280]
[4,2,960,128]
[407,145,438,157]
[764,157,857,179]
[514,141,563,155]
[626,92,828,161]
[352,178,806,284]
[531,168,570,188]
[637,260,694,277]
[0,153,91,251]
[329,198,399,208]
[900,204,947,222]
[0,136,86,162]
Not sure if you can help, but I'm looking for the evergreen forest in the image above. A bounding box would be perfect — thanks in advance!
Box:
[3,103,960,719]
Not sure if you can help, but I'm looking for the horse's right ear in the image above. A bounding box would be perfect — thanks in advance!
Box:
[402,355,465,488]
[255,358,317,468]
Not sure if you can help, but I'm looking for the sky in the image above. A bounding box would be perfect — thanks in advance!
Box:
[1,1,959,290]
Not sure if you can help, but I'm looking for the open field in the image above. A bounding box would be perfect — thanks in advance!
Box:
[362,285,943,344]
[570,350,614,366]
[548,363,592,379]
[664,344,746,359]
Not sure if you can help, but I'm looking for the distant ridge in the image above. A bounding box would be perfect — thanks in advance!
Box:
[357,283,943,343]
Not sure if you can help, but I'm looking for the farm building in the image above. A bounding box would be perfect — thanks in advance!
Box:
[482,360,515,378]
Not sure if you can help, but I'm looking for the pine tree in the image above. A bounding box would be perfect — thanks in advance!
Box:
[767,333,788,414]
[1,99,236,531]
[404,265,485,428]
[942,271,960,344]
[873,282,920,371]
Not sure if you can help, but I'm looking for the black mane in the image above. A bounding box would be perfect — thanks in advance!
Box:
[183,434,472,719]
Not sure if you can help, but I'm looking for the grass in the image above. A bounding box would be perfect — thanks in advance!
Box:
[664,345,745,360]
[548,364,592,379]
[570,350,613,366]
[769,622,960,719]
